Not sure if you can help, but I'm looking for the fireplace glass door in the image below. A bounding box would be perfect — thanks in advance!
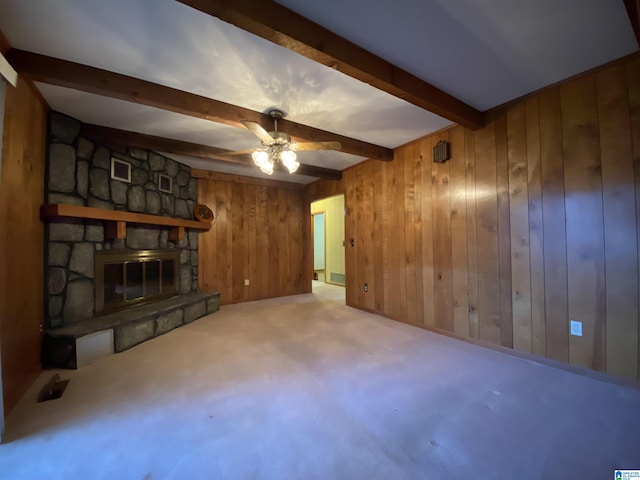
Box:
[95,249,180,314]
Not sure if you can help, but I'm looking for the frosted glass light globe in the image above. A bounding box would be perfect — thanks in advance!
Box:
[252,150,269,167]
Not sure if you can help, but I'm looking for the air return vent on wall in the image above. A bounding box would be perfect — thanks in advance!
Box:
[433,140,450,163]
[330,272,346,285]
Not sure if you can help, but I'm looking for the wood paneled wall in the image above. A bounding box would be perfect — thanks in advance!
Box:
[197,172,309,304]
[309,54,640,381]
[1,78,47,412]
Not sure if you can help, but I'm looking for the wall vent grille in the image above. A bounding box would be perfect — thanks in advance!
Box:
[433,140,450,163]
[330,272,346,285]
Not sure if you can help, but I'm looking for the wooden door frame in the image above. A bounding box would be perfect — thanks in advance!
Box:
[311,209,327,281]
[0,78,6,441]
[309,193,347,288]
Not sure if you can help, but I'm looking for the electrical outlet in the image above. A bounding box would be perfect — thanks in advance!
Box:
[363,283,368,292]
[244,279,250,286]
[570,320,582,337]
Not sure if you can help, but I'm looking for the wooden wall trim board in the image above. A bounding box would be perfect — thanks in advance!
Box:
[309,52,640,382]
[1,77,47,413]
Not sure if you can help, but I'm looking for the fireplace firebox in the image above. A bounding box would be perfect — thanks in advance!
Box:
[95,249,180,315]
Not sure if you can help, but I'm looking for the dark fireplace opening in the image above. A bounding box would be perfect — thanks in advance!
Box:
[95,249,179,315]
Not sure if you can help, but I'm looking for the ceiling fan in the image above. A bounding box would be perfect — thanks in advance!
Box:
[222,109,341,175]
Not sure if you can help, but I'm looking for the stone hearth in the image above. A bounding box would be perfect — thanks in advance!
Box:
[43,292,220,369]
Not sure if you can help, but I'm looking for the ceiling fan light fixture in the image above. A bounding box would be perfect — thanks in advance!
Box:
[259,161,275,175]
[252,149,269,167]
[233,109,341,177]
[280,149,299,173]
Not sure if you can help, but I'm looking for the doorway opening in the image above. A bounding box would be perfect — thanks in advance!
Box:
[310,194,346,303]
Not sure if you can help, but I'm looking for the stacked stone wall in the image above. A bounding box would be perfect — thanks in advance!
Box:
[45,112,199,328]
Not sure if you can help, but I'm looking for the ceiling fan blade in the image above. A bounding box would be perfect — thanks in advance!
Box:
[290,141,342,152]
[241,120,275,144]
[217,148,260,156]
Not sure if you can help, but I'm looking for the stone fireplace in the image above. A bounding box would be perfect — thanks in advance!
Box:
[42,112,219,368]
[45,112,200,329]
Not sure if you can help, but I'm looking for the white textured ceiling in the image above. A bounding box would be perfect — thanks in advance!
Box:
[277,0,638,110]
[0,0,637,183]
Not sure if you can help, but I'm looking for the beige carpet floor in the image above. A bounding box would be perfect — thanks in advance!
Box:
[1,289,639,479]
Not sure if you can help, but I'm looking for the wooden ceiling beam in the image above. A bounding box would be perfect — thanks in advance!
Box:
[624,0,640,47]
[177,0,484,130]
[81,124,343,180]
[7,48,392,161]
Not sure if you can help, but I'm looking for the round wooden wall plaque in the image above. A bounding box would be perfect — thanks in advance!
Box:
[193,204,214,223]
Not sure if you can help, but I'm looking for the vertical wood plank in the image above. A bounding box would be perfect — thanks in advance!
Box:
[507,103,533,353]
[387,150,406,320]
[597,64,639,379]
[539,87,569,363]
[475,122,501,344]
[561,76,606,371]
[495,110,513,349]
[267,187,280,299]
[288,190,303,295]
[344,168,358,306]
[397,151,407,321]
[0,78,46,413]
[382,160,391,318]
[526,97,547,357]
[246,185,257,299]
[433,130,454,331]
[225,182,234,302]
[198,181,211,291]
[215,182,230,303]
[373,163,385,312]
[231,182,245,303]
[355,164,366,307]
[256,186,270,299]
[419,138,435,328]
[627,55,640,381]
[404,145,418,324]
[363,164,376,311]
[449,126,470,337]
[277,189,291,296]
[413,139,424,324]
[465,130,480,338]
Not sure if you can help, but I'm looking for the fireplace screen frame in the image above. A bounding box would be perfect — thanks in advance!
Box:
[95,249,180,315]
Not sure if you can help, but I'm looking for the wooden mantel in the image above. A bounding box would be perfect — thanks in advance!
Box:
[41,204,211,241]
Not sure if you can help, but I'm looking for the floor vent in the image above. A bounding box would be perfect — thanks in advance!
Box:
[37,374,69,403]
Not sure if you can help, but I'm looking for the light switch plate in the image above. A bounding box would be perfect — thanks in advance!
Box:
[570,320,582,337]
[244,279,250,286]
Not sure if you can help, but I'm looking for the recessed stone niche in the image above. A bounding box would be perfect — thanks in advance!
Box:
[45,111,200,329]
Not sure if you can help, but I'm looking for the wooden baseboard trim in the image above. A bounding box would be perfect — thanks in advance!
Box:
[347,302,640,391]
